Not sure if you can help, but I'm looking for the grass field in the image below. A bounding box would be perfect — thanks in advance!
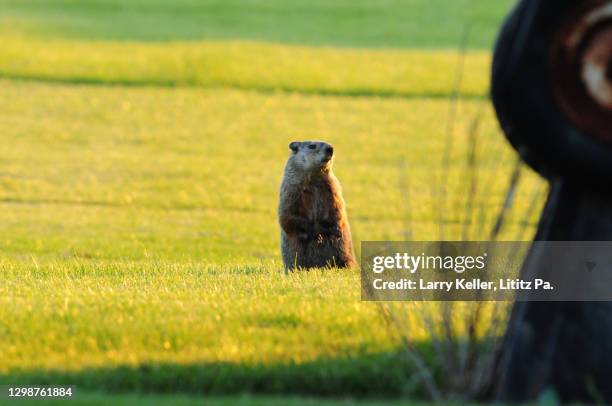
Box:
[0,0,546,404]
[0,0,513,48]
[18,393,451,406]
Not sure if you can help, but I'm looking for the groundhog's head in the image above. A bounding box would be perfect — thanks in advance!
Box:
[288,141,334,172]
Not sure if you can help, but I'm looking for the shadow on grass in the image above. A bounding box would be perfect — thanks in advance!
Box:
[0,74,488,101]
[0,196,270,214]
[0,347,435,399]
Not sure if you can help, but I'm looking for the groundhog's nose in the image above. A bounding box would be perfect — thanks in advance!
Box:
[325,146,334,156]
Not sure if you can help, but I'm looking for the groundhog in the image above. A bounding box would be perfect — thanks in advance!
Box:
[278,140,356,270]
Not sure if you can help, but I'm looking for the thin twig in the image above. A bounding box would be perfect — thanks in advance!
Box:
[490,157,523,240]
[439,22,472,241]
[378,303,442,401]
[399,157,412,240]
[461,113,483,242]
[475,138,507,239]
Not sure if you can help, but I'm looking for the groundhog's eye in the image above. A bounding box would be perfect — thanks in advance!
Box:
[308,144,316,150]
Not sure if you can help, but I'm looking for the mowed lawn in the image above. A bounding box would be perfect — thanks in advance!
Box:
[0,82,544,400]
[0,0,514,48]
[0,0,544,404]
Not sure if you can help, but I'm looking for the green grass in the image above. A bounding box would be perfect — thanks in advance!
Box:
[3,393,444,406]
[0,39,490,98]
[1,262,392,370]
[0,80,542,263]
[0,0,515,48]
[0,0,544,403]
[0,79,544,399]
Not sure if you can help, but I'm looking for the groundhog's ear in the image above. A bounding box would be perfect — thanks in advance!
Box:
[289,141,301,153]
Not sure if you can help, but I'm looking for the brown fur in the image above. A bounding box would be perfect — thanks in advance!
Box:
[278,141,356,270]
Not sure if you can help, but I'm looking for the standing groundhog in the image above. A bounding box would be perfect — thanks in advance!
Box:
[278,140,356,270]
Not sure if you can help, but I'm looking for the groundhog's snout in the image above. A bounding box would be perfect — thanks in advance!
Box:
[325,145,334,156]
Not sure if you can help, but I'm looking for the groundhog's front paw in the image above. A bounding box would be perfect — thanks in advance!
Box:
[330,226,342,238]
[325,224,342,238]
[296,221,315,242]
[321,223,341,238]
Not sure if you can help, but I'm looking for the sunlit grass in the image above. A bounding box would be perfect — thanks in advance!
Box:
[0,39,491,98]
[0,80,543,264]
[0,77,545,381]
[0,260,391,372]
